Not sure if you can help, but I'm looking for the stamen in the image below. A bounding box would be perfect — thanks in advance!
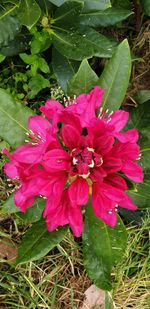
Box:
[88,160,94,168]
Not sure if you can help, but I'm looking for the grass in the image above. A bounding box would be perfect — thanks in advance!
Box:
[0,211,149,309]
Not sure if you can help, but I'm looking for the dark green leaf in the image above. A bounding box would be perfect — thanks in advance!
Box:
[0,14,20,48]
[16,220,68,264]
[82,202,127,291]
[80,7,133,27]
[140,0,150,16]
[134,90,150,104]
[28,74,50,98]
[83,0,111,11]
[98,39,131,111]
[127,101,150,130]
[111,0,131,9]
[17,0,41,28]
[53,26,113,60]
[0,89,34,147]
[53,0,83,27]
[52,47,79,92]
[67,58,98,96]
[0,33,30,56]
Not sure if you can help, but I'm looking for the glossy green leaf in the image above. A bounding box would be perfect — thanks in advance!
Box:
[0,14,20,48]
[67,59,98,96]
[17,0,41,28]
[82,202,127,291]
[54,0,83,27]
[80,7,132,27]
[0,89,34,148]
[16,220,68,264]
[53,26,113,60]
[52,48,79,92]
[134,90,150,104]
[140,0,150,16]
[98,39,131,111]
[28,74,50,99]
[83,0,111,11]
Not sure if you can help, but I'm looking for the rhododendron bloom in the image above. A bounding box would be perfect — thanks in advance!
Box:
[4,86,143,237]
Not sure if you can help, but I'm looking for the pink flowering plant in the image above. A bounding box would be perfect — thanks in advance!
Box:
[1,39,148,291]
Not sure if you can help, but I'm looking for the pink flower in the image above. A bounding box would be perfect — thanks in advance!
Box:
[4,87,143,237]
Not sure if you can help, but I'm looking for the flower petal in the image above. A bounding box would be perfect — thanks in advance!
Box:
[43,149,71,171]
[114,128,139,143]
[92,183,117,227]
[61,125,80,150]
[122,161,144,183]
[69,204,84,237]
[69,178,89,205]
[14,144,44,164]
[28,115,51,139]
[94,135,114,155]
[107,110,129,132]
[119,193,137,210]
[40,99,64,121]
[105,174,128,190]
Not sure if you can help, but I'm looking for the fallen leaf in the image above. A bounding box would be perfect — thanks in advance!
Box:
[80,284,115,309]
[0,237,17,262]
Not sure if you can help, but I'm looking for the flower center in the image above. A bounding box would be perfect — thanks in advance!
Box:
[70,147,103,178]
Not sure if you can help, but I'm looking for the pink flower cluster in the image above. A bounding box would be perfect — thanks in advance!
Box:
[4,87,143,236]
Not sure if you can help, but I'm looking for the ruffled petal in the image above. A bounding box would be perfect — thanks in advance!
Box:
[119,193,137,210]
[14,144,44,164]
[122,161,144,183]
[4,161,18,179]
[92,183,117,227]
[28,115,51,139]
[43,149,71,171]
[69,204,84,237]
[61,125,81,149]
[114,128,139,143]
[107,110,129,132]
[40,99,64,121]
[68,178,89,205]
[94,135,114,155]
[105,174,128,190]
[102,156,122,173]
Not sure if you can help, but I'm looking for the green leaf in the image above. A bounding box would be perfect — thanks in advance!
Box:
[0,33,31,56]
[0,89,34,148]
[17,198,45,223]
[53,0,83,27]
[98,39,131,111]
[140,0,150,16]
[111,0,131,9]
[53,26,113,60]
[48,0,67,6]
[82,202,127,291]
[52,47,79,92]
[83,0,111,11]
[2,195,45,223]
[28,74,50,98]
[16,220,68,264]
[134,90,150,104]
[0,14,20,48]
[17,0,41,28]
[67,58,98,96]
[80,7,133,27]
[2,195,19,214]
[0,54,6,62]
